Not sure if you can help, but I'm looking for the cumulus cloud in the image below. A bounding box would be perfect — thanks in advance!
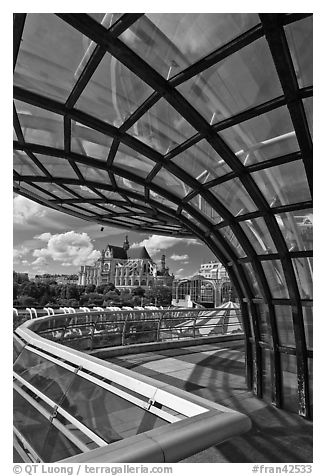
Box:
[32,231,101,267]
[131,235,200,257]
[170,254,189,261]
[13,195,47,225]
[13,246,30,264]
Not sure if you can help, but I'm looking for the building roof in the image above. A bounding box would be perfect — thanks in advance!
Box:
[128,247,152,260]
[107,245,128,259]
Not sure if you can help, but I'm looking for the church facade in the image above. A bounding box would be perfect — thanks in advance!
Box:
[78,236,173,291]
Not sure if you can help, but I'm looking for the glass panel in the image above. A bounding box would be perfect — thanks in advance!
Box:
[302,306,313,350]
[60,374,168,442]
[14,14,86,102]
[15,100,63,149]
[261,348,272,402]
[150,191,179,210]
[285,16,313,88]
[75,53,153,127]
[151,168,192,198]
[115,175,144,194]
[13,336,25,363]
[120,13,259,78]
[274,305,295,347]
[276,209,313,251]
[240,217,277,255]
[114,143,155,179]
[34,154,79,179]
[14,389,52,458]
[219,226,246,258]
[171,140,231,183]
[128,98,196,154]
[243,262,263,298]
[42,184,75,199]
[14,390,81,462]
[303,97,313,139]
[14,150,44,176]
[77,164,110,184]
[261,260,289,299]
[71,122,113,161]
[280,353,298,413]
[210,178,257,215]
[16,183,53,200]
[252,160,311,207]
[292,257,313,299]
[88,13,123,27]
[14,128,18,141]
[14,349,75,404]
[189,195,223,225]
[257,303,271,344]
[307,357,313,417]
[219,107,299,166]
[178,37,282,124]
[40,423,82,462]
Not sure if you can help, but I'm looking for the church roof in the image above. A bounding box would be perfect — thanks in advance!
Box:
[107,245,128,259]
[128,247,152,260]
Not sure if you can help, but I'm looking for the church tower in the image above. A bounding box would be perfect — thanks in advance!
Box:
[123,235,130,253]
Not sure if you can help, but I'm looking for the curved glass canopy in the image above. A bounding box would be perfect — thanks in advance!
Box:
[13,13,312,417]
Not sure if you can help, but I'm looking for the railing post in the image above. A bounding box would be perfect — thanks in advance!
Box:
[122,312,128,346]
[156,311,164,342]
[192,310,198,339]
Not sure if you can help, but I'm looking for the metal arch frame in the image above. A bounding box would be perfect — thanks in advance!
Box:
[13,13,313,417]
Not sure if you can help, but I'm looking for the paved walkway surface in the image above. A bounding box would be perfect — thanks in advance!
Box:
[107,341,313,463]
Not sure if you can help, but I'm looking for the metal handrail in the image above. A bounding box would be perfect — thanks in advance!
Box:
[22,307,243,351]
[14,312,250,463]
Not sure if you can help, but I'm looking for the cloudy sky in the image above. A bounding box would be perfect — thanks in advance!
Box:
[13,194,216,279]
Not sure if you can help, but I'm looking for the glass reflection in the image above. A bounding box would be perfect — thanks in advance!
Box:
[219,106,299,166]
[189,195,223,225]
[171,139,231,182]
[14,150,43,176]
[14,349,75,404]
[303,97,313,140]
[178,37,282,124]
[274,305,295,346]
[292,257,313,299]
[14,390,82,462]
[219,226,246,257]
[76,53,153,127]
[61,374,167,442]
[15,100,63,149]
[14,14,86,102]
[210,178,257,215]
[120,13,259,78]
[127,98,196,154]
[240,217,277,255]
[252,160,311,207]
[34,154,78,179]
[276,209,312,251]
[151,168,192,198]
[261,260,289,299]
[243,262,262,297]
[71,122,113,161]
[285,16,313,88]
[114,143,155,179]
[302,306,313,350]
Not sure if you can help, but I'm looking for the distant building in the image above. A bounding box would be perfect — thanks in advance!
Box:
[78,236,173,291]
[172,260,236,308]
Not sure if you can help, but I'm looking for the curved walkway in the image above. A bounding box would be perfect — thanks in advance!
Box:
[106,341,312,463]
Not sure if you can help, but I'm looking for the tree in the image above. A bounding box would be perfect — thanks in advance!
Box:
[132,286,146,297]
[145,286,172,306]
[86,284,96,293]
